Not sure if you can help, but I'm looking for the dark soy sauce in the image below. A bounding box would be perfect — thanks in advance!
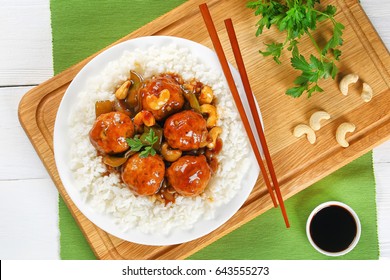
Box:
[309,205,357,253]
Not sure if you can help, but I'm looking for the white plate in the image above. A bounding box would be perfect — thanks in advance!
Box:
[54,36,260,246]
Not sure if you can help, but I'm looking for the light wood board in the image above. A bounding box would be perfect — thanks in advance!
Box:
[18,0,390,259]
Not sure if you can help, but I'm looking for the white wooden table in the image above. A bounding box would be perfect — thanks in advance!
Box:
[0,0,389,259]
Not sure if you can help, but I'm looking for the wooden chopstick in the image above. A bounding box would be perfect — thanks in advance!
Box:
[199,3,278,208]
[224,18,290,228]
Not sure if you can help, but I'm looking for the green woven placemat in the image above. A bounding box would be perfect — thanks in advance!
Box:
[50,0,379,260]
[189,153,378,260]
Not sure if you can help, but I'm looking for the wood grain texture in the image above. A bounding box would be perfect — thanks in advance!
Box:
[18,0,390,259]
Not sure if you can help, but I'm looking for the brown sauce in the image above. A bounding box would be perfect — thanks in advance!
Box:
[157,187,176,206]
[309,205,358,253]
[205,138,223,173]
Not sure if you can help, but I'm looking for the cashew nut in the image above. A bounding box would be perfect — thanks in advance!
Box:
[336,122,356,148]
[183,79,202,93]
[293,124,316,144]
[145,89,170,110]
[115,80,131,100]
[133,110,156,132]
[199,85,214,104]
[199,130,211,148]
[339,73,359,96]
[309,111,331,131]
[200,104,217,128]
[361,82,373,102]
[161,142,182,162]
[207,126,222,149]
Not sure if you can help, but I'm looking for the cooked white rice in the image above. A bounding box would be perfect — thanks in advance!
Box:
[69,43,250,234]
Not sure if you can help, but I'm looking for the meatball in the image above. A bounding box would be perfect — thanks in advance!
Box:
[163,110,208,151]
[141,74,184,120]
[122,153,165,196]
[166,155,211,197]
[89,112,134,154]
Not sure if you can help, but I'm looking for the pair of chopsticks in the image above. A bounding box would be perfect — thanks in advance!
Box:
[199,3,290,228]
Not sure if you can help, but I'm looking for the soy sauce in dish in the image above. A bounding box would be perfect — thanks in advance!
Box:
[309,205,357,253]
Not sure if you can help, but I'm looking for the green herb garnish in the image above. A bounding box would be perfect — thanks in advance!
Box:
[248,0,345,98]
[126,129,158,158]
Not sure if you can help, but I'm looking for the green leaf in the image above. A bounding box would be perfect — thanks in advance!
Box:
[126,137,143,152]
[248,0,288,36]
[307,84,324,97]
[139,146,156,158]
[322,21,344,56]
[259,42,284,64]
[291,54,311,73]
[246,1,259,9]
[314,84,324,92]
[309,54,323,71]
[286,85,307,98]
[293,74,309,85]
[249,0,344,98]
[323,5,337,17]
[145,129,158,145]
[126,129,158,157]
[328,61,339,79]
[255,24,264,36]
[333,49,342,60]
[287,39,299,57]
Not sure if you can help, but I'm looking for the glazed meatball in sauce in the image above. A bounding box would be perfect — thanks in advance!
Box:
[122,153,165,196]
[141,73,185,121]
[167,155,211,197]
[89,70,222,203]
[89,112,134,154]
[164,110,208,151]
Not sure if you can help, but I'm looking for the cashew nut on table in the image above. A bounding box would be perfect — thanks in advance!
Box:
[336,122,356,148]
[309,111,331,131]
[293,124,316,144]
[339,73,359,96]
[361,82,373,102]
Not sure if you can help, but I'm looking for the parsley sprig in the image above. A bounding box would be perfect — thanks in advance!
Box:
[248,0,345,98]
[126,129,158,158]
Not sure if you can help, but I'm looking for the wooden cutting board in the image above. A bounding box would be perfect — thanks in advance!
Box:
[18,0,390,259]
